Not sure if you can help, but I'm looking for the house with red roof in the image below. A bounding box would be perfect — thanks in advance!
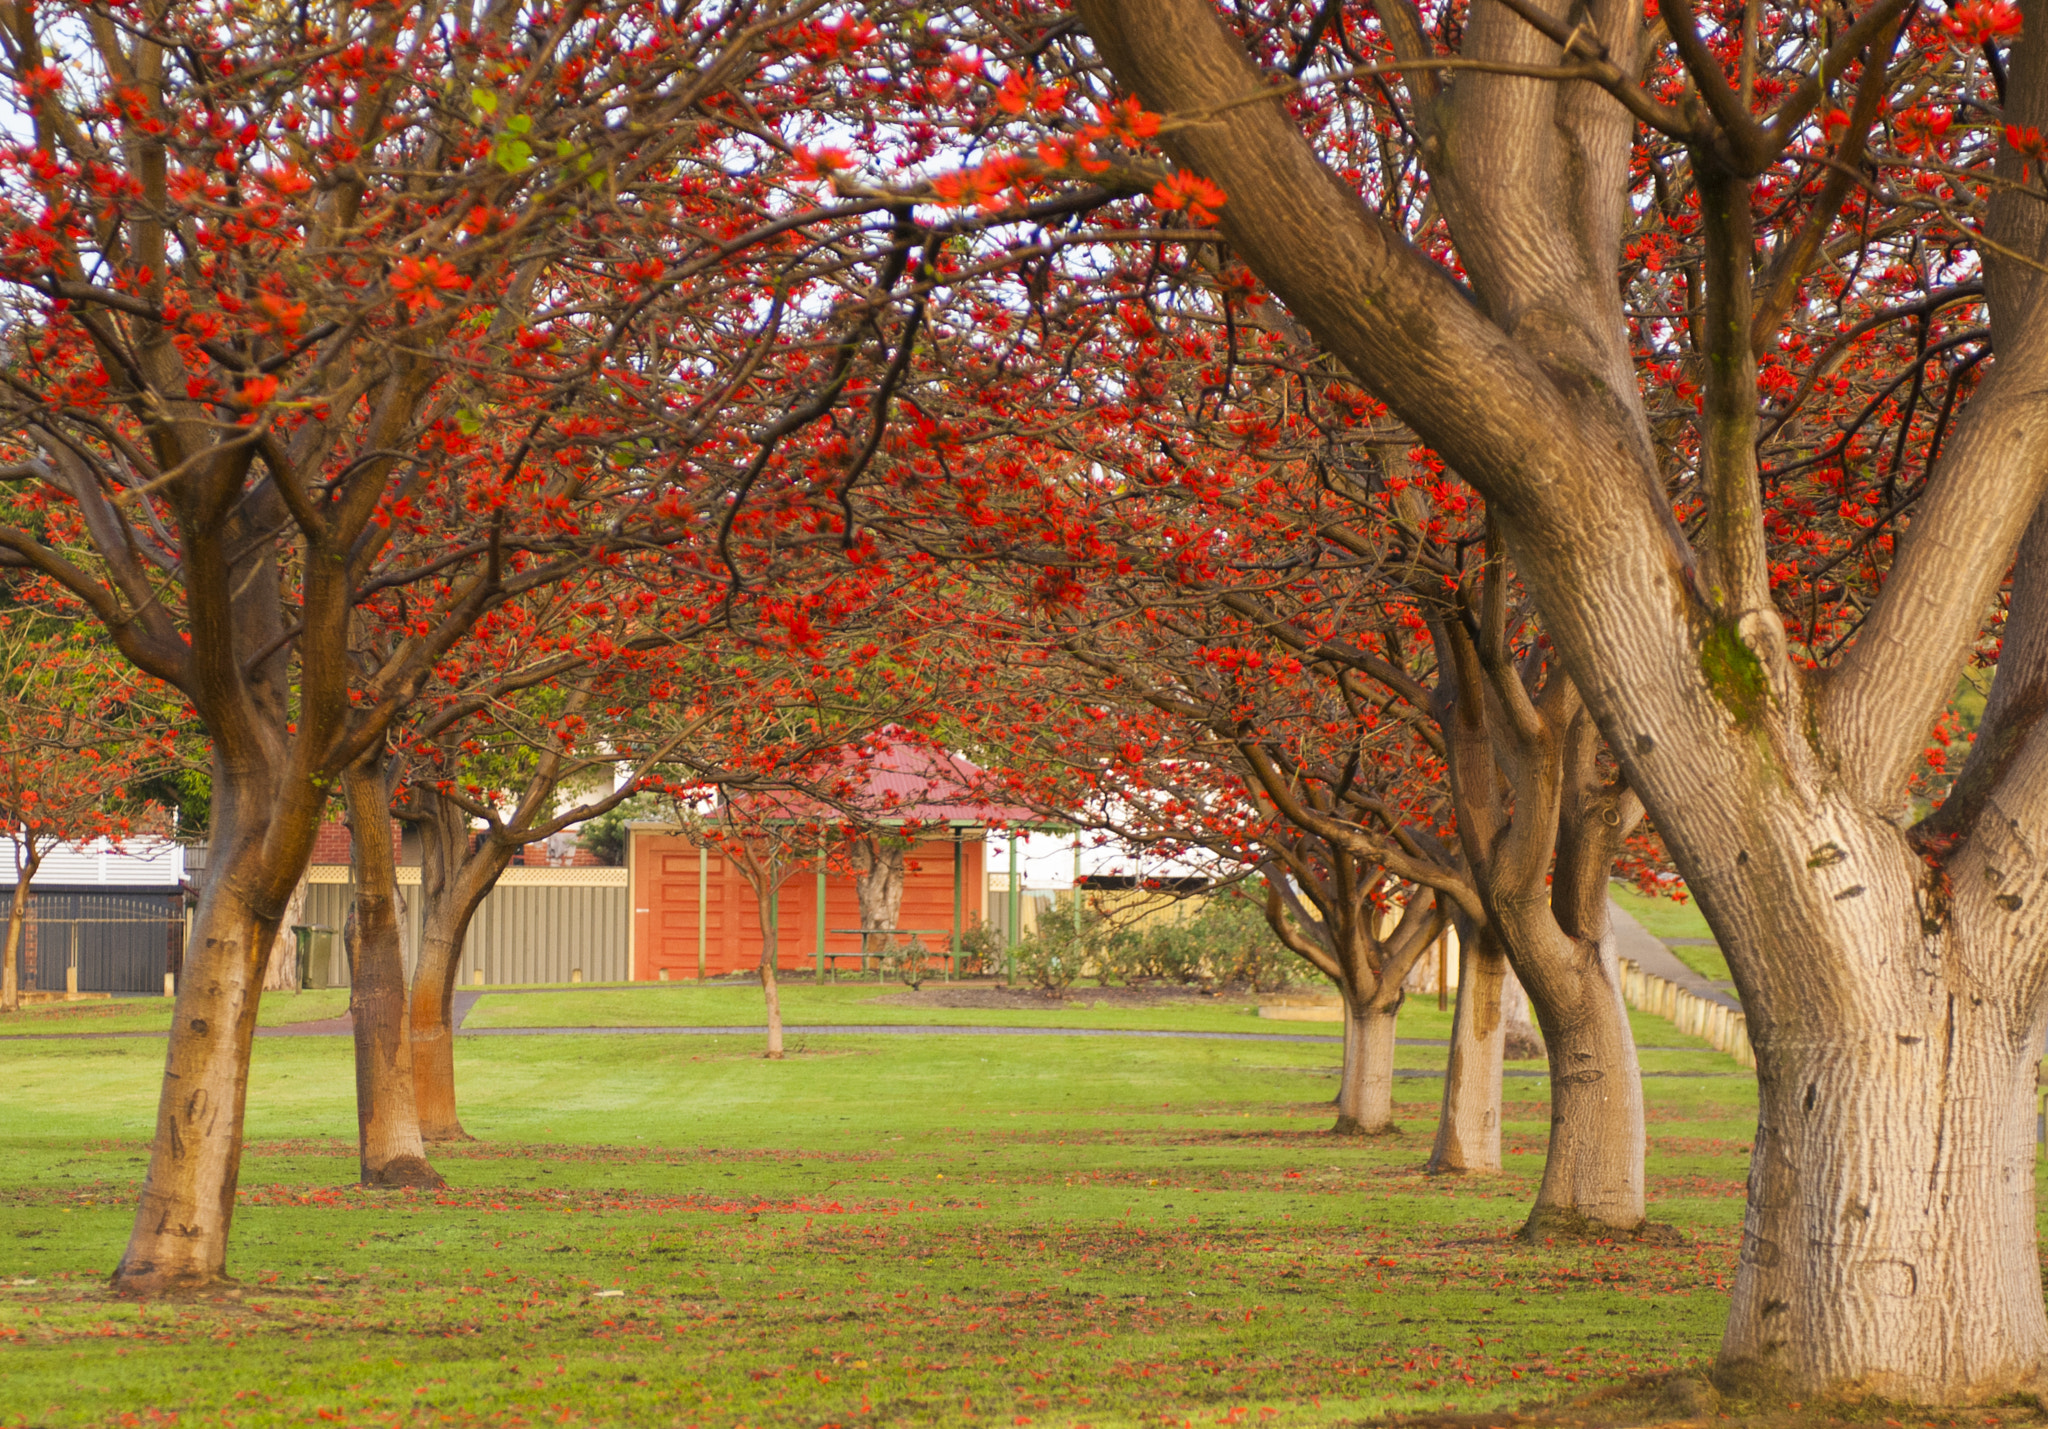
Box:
[627,736,1040,980]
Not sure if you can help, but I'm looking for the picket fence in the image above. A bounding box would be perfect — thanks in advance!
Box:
[1616,958,1753,1068]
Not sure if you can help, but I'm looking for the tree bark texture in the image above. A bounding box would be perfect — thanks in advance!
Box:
[1430,587,1646,1231]
[114,880,268,1291]
[1501,964,1546,1061]
[260,876,308,992]
[1,844,38,1014]
[853,836,908,934]
[1073,0,2048,1395]
[760,959,785,1059]
[342,754,442,1189]
[1335,998,1400,1135]
[1429,920,1507,1175]
[113,786,314,1293]
[1721,902,2048,1394]
[1698,795,2048,1396]
[749,861,788,1060]
[1520,927,1644,1237]
[404,784,511,1142]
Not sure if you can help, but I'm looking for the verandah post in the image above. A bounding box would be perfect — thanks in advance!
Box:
[951,829,963,982]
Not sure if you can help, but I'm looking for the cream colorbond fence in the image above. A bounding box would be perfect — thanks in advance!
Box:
[304,865,629,987]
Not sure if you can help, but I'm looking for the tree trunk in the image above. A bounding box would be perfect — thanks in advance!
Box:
[1429,920,1506,1175]
[854,837,908,933]
[1,844,37,1013]
[754,867,787,1059]
[1501,963,1545,1061]
[0,882,22,1013]
[760,958,785,1059]
[409,919,470,1141]
[1259,869,1438,1138]
[1333,991,1399,1134]
[405,787,511,1143]
[260,875,308,992]
[1519,928,1644,1237]
[1718,958,2048,1398]
[112,849,277,1291]
[1700,816,2048,1399]
[342,755,442,1190]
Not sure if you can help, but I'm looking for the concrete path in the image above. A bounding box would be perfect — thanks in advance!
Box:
[1608,898,1741,1011]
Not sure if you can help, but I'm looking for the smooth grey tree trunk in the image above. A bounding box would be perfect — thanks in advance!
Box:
[853,836,908,934]
[342,752,441,1189]
[1519,929,1643,1237]
[1,842,41,1014]
[1429,921,1506,1174]
[1334,995,1400,1135]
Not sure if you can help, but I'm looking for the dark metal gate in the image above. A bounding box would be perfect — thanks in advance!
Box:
[26,891,185,994]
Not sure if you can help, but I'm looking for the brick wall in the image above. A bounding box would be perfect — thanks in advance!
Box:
[309,819,402,866]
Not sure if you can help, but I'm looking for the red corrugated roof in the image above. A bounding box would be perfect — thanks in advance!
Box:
[728,734,1045,828]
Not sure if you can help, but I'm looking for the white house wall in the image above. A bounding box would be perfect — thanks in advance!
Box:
[0,837,184,887]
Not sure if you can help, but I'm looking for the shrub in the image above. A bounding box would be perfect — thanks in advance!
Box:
[1095,893,1301,992]
[883,935,935,992]
[1013,936,1079,996]
[951,916,1001,978]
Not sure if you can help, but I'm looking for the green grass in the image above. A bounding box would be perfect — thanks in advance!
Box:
[0,984,1806,1428]
[461,981,1719,1056]
[0,988,351,1037]
[461,981,1339,1037]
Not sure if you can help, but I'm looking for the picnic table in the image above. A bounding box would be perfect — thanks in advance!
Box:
[824,928,957,981]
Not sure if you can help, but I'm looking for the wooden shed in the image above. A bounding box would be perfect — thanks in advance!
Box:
[628,829,986,980]
[627,739,1033,980]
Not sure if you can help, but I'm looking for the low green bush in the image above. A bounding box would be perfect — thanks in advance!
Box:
[1012,926,1082,995]
[998,891,1301,995]
[1097,892,1300,993]
[950,915,1002,978]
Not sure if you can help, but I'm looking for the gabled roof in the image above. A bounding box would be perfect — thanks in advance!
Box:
[728,732,1047,829]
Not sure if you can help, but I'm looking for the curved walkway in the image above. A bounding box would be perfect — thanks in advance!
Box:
[1608,898,1741,1011]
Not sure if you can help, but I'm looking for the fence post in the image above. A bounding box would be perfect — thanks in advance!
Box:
[1006,838,1019,985]
[951,831,963,982]
[1071,832,1082,942]
[815,827,827,980]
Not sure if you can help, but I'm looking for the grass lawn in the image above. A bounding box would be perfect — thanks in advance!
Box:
[460,982,1719,1063]
[0,989,354,1039]
[0,984,1999,1427]
[460,982,1335,1037]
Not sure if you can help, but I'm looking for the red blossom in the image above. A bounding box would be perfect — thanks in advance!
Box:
[1151,171,1228,224]
[1940,0,2022,44]
[389,253,471,315]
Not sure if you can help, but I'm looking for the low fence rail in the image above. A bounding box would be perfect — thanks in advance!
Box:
[1617,957,1754,1068]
